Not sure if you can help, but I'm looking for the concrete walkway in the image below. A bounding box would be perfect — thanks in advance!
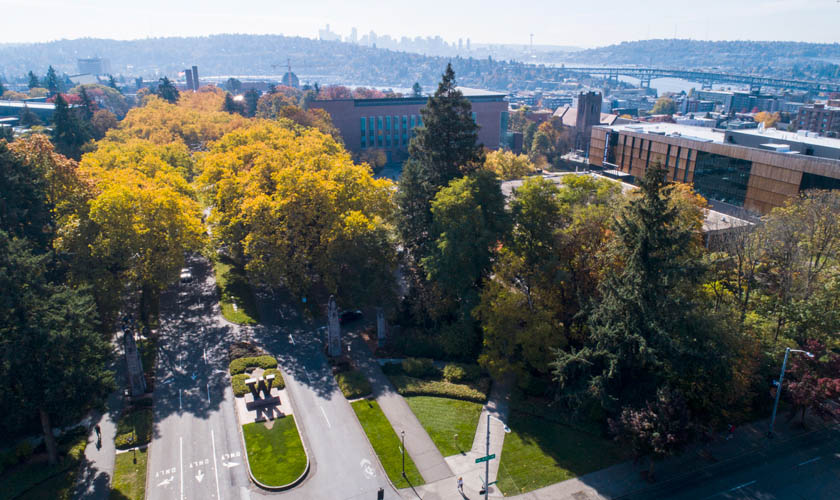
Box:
[349,334,454,483]
[73,389,123,500]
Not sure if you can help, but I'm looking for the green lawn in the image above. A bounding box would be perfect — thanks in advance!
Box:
[213,257,259,325]
[405,396,483,457]
[496,411,629,495]
[335,370,372,399]
[242,418,307,487]
[114,408,153,449]
[110,448,147,500]
[350,399,424,488]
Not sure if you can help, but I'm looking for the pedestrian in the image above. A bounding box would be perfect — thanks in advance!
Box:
[457,476,464,493]
[726,423,735,440]
[95,424,101,439]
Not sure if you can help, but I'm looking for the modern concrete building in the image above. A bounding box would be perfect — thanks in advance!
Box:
[589,122,840,214]
[77,57,111,75]
[309,87,508,165]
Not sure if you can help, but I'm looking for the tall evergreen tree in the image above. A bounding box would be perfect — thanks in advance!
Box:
[51,93,92,160]
[78,86,94,121]
[27,70,40,89]
[108,74,120,92]
[552,164,708,410]
[244,89,260,117]
[45,65,60,95]
[19,105,42,127]
[0,80,5,95]
[222,92,240,114]
[0,140,52,248]
[155,76,180,103]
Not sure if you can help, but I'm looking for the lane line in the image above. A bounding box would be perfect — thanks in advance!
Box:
[289,334,295,346]
[797,456,821,466]
[179,436,184,500]
[207,383,211,403]
[320,406,331,428]
[728,480,756,492]
[211,430,222,500]
[204,348,207,364]
[179,389,182,411]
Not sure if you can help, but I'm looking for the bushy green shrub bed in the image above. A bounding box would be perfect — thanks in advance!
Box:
[443,363,481,383]
[335,370,372,399]
[229,355,277,375]
[263,368,285,389]
[389,375,488,403]
[232,373,250,397]
[401,357,437,378]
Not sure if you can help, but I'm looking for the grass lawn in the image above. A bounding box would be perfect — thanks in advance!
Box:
[2,430,88,500]
[110,448,147,500]
[405,396,483,457]
[114,408,153,449]
[335,370,372,399]
[213,256,259,325]
[242,418,307,487]
[496,411,629,495]
[351,399,424,488]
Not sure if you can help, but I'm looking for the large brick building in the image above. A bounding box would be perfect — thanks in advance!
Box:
[309,88,508,165]
[589,123,840,214]
[795,102,840,138]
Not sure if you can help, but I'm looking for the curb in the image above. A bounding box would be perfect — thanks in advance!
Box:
[346,396,405,496]
[236,367,312,492]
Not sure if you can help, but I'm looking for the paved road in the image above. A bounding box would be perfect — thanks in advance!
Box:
[147,256,250,500]
[249,292,403,499]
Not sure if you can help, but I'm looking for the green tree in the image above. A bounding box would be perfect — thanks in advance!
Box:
[412,82,422,97]
[45,65,60,95]
[243,89,260,117]
[222,92,241,114]
[108,74,120,91]
[19,104,42,127]
[651,96,676,115]
[0,140,52,247]
[78,86,95,121]
[51,93,92,160]
[28,70,40,89]
[0,231,114,464]
[225,77,242,94]
[155,76,180,103]
[0,80,5,95]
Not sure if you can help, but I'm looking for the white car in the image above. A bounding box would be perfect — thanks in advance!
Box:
[180,268,193,283]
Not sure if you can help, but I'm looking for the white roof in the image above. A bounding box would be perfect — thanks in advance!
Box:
[602,122,725,143]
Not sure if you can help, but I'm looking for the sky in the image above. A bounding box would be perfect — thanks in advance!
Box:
[0,0,838,48]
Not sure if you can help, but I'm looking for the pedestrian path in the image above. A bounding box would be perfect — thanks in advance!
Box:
[73,389,122,500]
[349,335,454,484]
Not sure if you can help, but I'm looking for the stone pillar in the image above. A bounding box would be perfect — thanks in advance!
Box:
[123,326,146,397]
[376,307,387,347]
[327,295,341,357]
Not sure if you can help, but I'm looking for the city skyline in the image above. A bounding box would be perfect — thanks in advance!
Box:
[1,0,838,48]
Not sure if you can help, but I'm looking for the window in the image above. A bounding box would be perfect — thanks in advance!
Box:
[361,137,366,149]
[402,116,407,129]
[393,116,399,130]
[386,116,391,130]
[385,135,391,147]
[377,117,383,130]
[800,172,840,191]
[692,151,753,206]
[360,117,366,132]
[471,112,477,123]
[377,136,383,147]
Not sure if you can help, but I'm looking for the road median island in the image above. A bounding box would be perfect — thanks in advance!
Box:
[240,417,309,490]
[350,398,425,489]
[110,447,147,500]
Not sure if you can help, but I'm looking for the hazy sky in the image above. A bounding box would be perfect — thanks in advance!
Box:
[1,0,837,47]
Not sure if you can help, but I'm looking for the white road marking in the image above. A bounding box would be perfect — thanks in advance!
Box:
[222,461,240,468]
[196,469,205,482]
[359,458,376,479]
[320,406,331,428]
[729,480,756,492]
[179,437,184,500]
[207,383,211,402]
[157,476,174,487]
[289,334,295,346]
[798,456,821,466]
[204,348,207,363]
[179,389,182,410]
[211,430,222,500]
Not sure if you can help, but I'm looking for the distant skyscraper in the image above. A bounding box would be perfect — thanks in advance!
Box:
[466,38,471,51]
[77,57,111,75]
[184,68,194,91]
[350,27,358,44]
[458,38,463,51]
[191,66,199,90]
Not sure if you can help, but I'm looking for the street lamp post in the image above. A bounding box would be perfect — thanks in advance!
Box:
[768,347,814,437]
[482,413,511,500]
[401,430,406,478]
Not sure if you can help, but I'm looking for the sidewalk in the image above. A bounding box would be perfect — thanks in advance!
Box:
[401,408,837,499]
[73,389,123,500]
[349,334,454,483]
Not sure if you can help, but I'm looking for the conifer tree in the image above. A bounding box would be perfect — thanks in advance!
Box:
[28,70,40,89]
[155,76,180,103]
[45,65,60,95]
[51,93,91,160]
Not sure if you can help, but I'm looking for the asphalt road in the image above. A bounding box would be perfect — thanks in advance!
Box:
[147,256,250,500]
[647,427,840,500]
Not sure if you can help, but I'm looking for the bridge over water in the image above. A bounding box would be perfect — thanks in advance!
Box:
[561,67,840,93]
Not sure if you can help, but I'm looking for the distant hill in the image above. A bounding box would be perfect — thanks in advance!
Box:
[551,39,840,79]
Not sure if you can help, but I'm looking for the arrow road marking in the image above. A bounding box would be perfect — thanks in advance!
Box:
[359,458,376,479]
[157,476,174,487]
[289,334,295,346]
[222,461,240,468]
[191,372,197,381]
[195,469,204,483]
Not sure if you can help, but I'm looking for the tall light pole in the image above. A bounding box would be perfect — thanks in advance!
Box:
[768,347,814,437]
[401,430,406,478]
[483,413,510,500]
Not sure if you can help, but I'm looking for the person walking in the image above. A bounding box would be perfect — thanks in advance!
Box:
[457,476,464,493]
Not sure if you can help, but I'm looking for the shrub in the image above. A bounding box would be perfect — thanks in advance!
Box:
[229,355,277,375]
[229,341,265,362]
[401,357,437,379]
[389,375,488,403]
[114,408,153,449]
[232,373,250,397]
[336,370,372,399]
[15,441,33,462]
[443,363,481,383]
[0,449,16,473]
[381,362,402,376]
[263,368,285,389]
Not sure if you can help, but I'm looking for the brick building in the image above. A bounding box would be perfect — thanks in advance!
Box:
[796,102,840,138]
[309,88,508,165]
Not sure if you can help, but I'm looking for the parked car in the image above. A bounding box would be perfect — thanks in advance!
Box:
[339,309,363,324]
[180,267,193,283]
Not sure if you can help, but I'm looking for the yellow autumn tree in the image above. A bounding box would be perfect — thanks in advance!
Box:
[199,120,396,307]
[484,149,535,180]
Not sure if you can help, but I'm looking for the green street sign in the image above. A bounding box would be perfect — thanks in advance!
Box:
[488,481,498,486]
[475,454,496,464]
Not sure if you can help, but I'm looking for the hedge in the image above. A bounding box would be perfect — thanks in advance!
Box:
[389,375,489,403]
[443,363,481,383]
[263,368,285,389]
[401,357,438,378]
[229,355,277,375]
[232,369,285,397]
[335,370,372,399]
[115,408,153,449]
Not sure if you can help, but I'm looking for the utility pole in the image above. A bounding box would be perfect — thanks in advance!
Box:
[401,430,406,478]
[485,414,490,500]
[768,347,813,437]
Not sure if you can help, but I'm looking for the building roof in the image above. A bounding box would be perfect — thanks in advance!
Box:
[0,100,58,110]
[553,105,624,128]
[729,127,840,150]
[599,122,726,143]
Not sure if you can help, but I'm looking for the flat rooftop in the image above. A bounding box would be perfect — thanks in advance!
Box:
[600,122,725,143]
[0,100,58,110]
[728,127,840,150]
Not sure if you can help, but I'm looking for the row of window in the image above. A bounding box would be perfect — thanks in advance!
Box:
[359,112,478,149]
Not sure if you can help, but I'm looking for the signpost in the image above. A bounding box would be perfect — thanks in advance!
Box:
[475,453,495,464]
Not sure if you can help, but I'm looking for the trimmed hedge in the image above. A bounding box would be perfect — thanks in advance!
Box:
[401,357,437,378]
[335,370,372,399]
[443,363,481,383]
[232,369,285,397]
[389,375,489,403]
[229,355,277,375]
[263,368,285,389]
[115,408,153,449]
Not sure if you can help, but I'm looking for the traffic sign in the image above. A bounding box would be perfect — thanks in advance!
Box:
[475,453,496,463]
